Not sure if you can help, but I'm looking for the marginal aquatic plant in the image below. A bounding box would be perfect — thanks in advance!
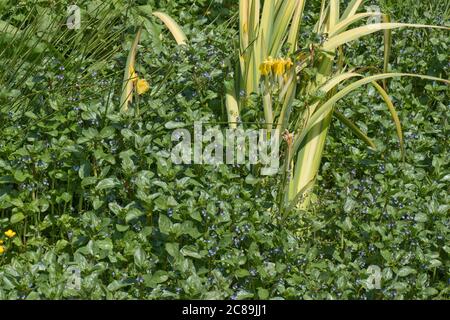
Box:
[227,0,449,213]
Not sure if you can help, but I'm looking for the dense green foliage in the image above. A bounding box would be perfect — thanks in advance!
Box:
[0,0,448,299]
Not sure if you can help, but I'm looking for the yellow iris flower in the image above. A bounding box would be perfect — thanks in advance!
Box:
[259,63,270,76]
[259,57,293,77]
[129,66,138,82]
[273,59,285,76]
[285,58,293,69]
[129,66,150,95]
[136,79,150,95]
[0,246,5,254]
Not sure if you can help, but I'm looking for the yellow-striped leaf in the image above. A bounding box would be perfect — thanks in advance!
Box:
[324,23,449,51]
[120,28,142,113]
[153,11,187,45]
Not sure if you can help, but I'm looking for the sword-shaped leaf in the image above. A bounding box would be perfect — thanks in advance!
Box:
[323,23,448,51]
[120,28,142,113]
[293,73,450,156]
[153,11,187,45]
[334,110,376,150]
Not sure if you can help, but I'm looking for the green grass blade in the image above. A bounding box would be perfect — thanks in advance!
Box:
[341,0,364,21]
[329,12,382,36]
[382,14,392,87]
[334,110,376,150]
[370,81,404,159]
[260,0,275,57]
[269,0,297,56]
[315,0,329,33]
[287,0,306,54]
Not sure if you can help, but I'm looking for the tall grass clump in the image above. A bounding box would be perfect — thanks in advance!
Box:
[226,0,449,214]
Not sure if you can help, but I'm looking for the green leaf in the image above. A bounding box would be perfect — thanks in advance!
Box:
[180,245,203,259]
[293,73,449,156]
[13,170,29,182]
[236,290,254,300]
[397,267,416,277]
[429,259,442,268]
[143,270,169,288]
[134,247,147,268]
[107,280,132,291]
[96,239,113,252]
[334,110,376,150]
[153,11,187,45]
[423,287,438,296]
[93,198,104,210]
[10,212,25,224]
[82,177,97,188]
[165,242,179,258]
[235,269,250,278]
[370,81,404,159]
[100,126,116,139]
[324,23,449,51]
[180,221,201,239]
[108,202,123,215]
[96,178,120,191]
[158,214,173,235]
[258,287,270,299]
[164,121,186,129]
[55,239,69,252]
[125,208,145,223]
[343,199,356,213]
[245,174,259,185]
[120,28,142,112]
[116,224,129,232]
[414,213,428,223]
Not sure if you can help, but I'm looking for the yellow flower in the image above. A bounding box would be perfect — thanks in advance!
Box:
[284,58,293,69]
[129,66,138,84]
[136,78,150,95]
[0,240,3,245]
[260,56,294,77]
[260,57,275,76]
[0,246,5,254]
[5,229,16,238]
[259,63,270,76]
[132,73,138,84]
[273,59,285,76]
[129,66,135,77]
